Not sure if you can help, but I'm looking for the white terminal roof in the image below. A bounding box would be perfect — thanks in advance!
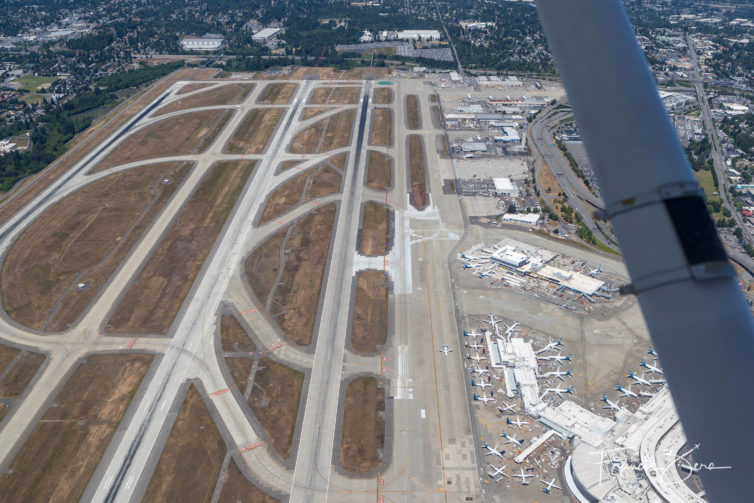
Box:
[492,177,514,191]
[253,27,282,39]
[502,213,540,225]
[539,401,615,448]
[461,142,487,152]
[491,246,529,268]
[536,264,604,295]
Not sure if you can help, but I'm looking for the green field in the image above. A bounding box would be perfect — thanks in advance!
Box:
[695,169,724,219]
[18,93,45,105]
[16,76,59,92]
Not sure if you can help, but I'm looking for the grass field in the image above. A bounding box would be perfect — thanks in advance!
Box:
[539,160,564,196]
[290,110,354,153]
[94,109,230,171]
[142,385,226,502]
[302,107,329,120]
[245,204,337,346]
[224,108,283,154]
[155,83,254,116]
[430,105,442,129]
[259,154,344,224]
[374,88,393,105]
[408,135,428,209]
[217,458,279,503]
[0,354,153,502]
[257,83,298,104]
[436,135,450,159]
[177,83,214,95]
[221,313,256,353]
[350,270,388,353]
[0,350,45,399]
[695,169,724,220]
[340,377,385,472]
[406,95,421,130]
[369,108,393,147]
[308,87,360,105]
[360,202,391,256]
[2,162,190,330]
[108,161,255,335]
[16,76,59,92]
[18,93,45,105]
[366,151,392,191]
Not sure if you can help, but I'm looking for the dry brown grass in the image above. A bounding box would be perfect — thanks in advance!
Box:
[302,107,328,120]
[259,154,345,224]
[2,162,190,330]
[406,95,421,130]
[436,135,449,159]
[408,135,428,209]
[142,385,226,503]
[221,314,256,353]
[107,161,255,335]
[245,205,337,346]
[279,161,302,172]
[374,88,393,105]
[155,83,254,115]
[341,67,389,80]
[0,350,45,397]
[340,377,385,472]
[0,354,153,502]
[350,270,388,353]
[369,108,393,147]
[257,83,298,104]
[366,151,392,191]
[218,458,279,503]
[225,108,283,154]
[539,159,564,196]
[0,344,19,375]
[308,88,331,105]
[430,105,442,129]
[290,110,354,153]
[360,202,390,256]
[94,109,231,172]
[177,83,214,95]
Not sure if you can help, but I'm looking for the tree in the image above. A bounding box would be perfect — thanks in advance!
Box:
[507,203,517,214]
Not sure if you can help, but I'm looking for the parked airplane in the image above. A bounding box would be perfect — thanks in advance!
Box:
[588,265,602,277]
[497,402,516,414]
[601,395,621,411]
[471,379,491,389]
[438,344,453,356]
[474,393,496,404]
[503,321,521,337]
[543,385,574,399]
[482,442,505,458]
[640,359,664,375]
[467,341,485,350]
[627,371,662,387]
[537,352,572,362]
[469,353,487,362]
[540,478,562,494]
[513,468,534,485]
[539,368,573,381]
[506,415,529,429]
[461,253,490,263]
[487,464,509,481]
[470,366,490,375]
[535,338,563,354]
[640,389,659,398]
[647,348,659,360]
[484,314,503,334]
[478,268,494,279]
[464,329,482,339]
[616,383,638,398]
[501,431,525,446]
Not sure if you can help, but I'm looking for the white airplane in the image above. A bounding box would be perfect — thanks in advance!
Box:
[484,314,503,333]
[627,371,662,387]
[506,415,528,429]
[469,353,487,362]
[474,393,496,404]
[483,442,505,458]
[471,379,492,389]
[487,464,509,481]
[616,383,638,398]
[467,93,472,99]
[543,385,574,399]
[540,478,562,494]
[464,329,482,339]
[535,338,563,354]
[640,389,659,398]
[539,368,573,381]
[467,341,485,350]
[503,321,521,337]
[601,395,621,411]
[513,468,534,485]
[501,431,525,446]
[460,253,489,262]
[588,265,602,277]
[470,366,490,375]
[647,348,659,360]
[537,352,572,362]
[438,344,453,356]
[497,402,516,414]
[478,268,494,279]
[640,359,663,375]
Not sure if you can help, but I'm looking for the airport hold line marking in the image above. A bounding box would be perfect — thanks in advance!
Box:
[209,388,230,397]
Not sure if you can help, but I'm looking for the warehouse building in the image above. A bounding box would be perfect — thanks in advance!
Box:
[179,35,225,51]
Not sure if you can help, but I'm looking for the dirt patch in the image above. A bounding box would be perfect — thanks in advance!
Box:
[279,160,303,172]
[221,314,256,353]
[225,108,283,154]
[370,108,393,147]
[0,350,45,397]
[360,202,391,256]
[142,385,226,502]
[0,344,19,374]
[374,88,393,105]
[539,159,564,196]
[436,134,450,159]
[245,204,337,346]
[309,87,360,105]
[257,83,298,105]
[406,95,421,130]
[430,105,442,129]
[350,270,388,353]
[218,457,279,503]
[0,67,201,225]
[429,94,438,103]
[290,110,354,153]
[340,377,385,472]
[259,154,345,224]
[408,135,428,209]
[366,151,392,191]
[0,354,153,502]
[302,107,329,120]
[177,83,214,95]
[108,161,255,335]
[155,83,254,115]
[341,67,389,80]
[2,162,191,330]
[93,109,231,171]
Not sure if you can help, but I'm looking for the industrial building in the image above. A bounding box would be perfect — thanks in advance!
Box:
[252,27,282,42]
[461,142,487,153]
[501,213,540,225]
[492,177,517,196]
[179,35,225,51]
